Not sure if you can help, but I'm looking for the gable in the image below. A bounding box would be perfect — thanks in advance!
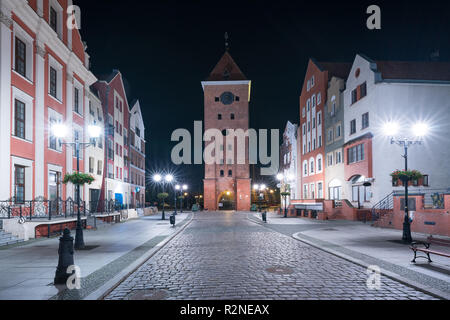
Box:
[207,52,247,81]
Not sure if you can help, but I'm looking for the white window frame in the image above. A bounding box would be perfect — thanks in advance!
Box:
[11,156,33,201]
[316,154,323,174]
[73,79,84,116]
[48,107,63,152]
[48,55,63,102]
[317,92,321,105]
[317,181,323,199]
[311,76,315,88]
[309,158,315,175]
[12,22,34,82]
[303,160,308,177]
[12,87,34,142]
[49,0,63,40]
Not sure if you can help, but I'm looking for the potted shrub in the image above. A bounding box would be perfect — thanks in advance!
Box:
[63,172,95,186]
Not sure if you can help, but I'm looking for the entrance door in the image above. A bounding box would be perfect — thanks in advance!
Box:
[90,189,100,213]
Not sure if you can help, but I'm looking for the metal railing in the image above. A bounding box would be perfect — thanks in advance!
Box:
[0,198,125,221]
[371,192,394,222]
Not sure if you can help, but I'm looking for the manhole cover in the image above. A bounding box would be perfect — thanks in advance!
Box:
[266,266,294,275]
[125,289,170,300]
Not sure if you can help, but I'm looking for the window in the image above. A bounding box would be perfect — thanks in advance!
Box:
[230,114,235,120]
[328,154,333,167]
[218,114,222,120]
[307,80,311,92]
[318,135,322,148]
[220,170,224,177]
[97,161,103,175]
[317,93,321,105]
[336,124,342,138]
[14,99,26,139]
[348,144,365,164]
[331,102,336,116]
[49,67,57,98]
[310,159,315,174]
[302,108,306,118]
[318,182,323,199]
[336,151,342,164]
[307,122,311,132]
[312,94,316,108]
[304,163,308,176]
[313,117,316,129]
[362,113,369,129]
[89,157,95,174]
[328,128,333,143]
[329,186,342,201]
[317,156,322,172]
[350,119,356,135]
[15,37,26,77]
[215,97,219,102]
[235,96,240,102]
[311,76,315,87]
[351,89,357,104]
[74,88,80,114]
[318,112,322,125]
[360,82,367,98]
[228,170,232,177]
[303,185,308,199]
[302,124,306,136]
[310,183,315,199]
[50,7,57,32]
[14,165,25,204]
[307,99,310,112]
[423,175,429,187]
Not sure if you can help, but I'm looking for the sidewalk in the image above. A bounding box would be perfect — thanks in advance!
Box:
[0,212,191,300]
[250,211,450,299]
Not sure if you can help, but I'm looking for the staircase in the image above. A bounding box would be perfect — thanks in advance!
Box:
[0,229,23,247]
[371,192,394,226]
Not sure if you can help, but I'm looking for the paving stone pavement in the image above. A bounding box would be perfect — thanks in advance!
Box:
[105,212,439,300]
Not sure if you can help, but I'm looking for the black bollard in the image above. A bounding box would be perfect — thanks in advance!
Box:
[54,228,75,285]
[262,211,267,223]
[170,214,176,227]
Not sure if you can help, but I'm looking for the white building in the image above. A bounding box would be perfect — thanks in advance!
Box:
[343,54,450,208]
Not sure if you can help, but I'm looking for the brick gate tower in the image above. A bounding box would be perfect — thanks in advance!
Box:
[202,50,252,211]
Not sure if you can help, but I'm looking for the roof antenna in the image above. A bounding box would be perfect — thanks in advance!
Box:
[224,32,230,51]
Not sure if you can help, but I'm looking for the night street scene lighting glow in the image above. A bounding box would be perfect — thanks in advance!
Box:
[0,0,449,311]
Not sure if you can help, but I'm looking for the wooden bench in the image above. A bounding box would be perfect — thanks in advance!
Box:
[410,237,450,263]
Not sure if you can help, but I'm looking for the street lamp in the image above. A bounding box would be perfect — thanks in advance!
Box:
[383,121,429,243]
[277,173,293,218]
[153,173,174,220]
[52,122,102,250]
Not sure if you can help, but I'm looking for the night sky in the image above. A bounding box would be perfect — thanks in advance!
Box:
[76,0,450,194]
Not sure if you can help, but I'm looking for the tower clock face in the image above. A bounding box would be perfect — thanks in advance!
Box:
[220,92,235,105]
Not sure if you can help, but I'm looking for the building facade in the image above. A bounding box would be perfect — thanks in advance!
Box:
[343,54,450,209]
[0,0,97,203]
[92,70,132,207]
[324,73,349,202]
[129,99,146,208]
[202,51,251,211]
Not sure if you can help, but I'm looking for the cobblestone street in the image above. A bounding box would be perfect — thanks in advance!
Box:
[105,212,438,300]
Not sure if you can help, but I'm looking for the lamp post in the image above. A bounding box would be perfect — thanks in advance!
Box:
[52,123,102,250]
[153,173,174,220]
[253,184,267,212]
[383,121,429,244]
[277,173,294,218]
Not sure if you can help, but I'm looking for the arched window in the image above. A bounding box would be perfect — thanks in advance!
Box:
[228,170,232,177]
[220,170,224,177]
[316,154,323,173]
[218,114,222,120]
[303,160,308,177]
[310,158,315,175]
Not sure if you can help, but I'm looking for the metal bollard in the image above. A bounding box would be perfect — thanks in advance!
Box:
[262,211,267,223]
[54,228,75,285]
[170,213,176,227]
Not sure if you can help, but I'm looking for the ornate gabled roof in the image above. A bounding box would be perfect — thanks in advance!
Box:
[206,51,247,81]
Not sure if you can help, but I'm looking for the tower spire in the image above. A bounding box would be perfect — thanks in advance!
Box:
[224,32,230,51]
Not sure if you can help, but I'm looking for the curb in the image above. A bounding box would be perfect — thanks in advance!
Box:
[291,232,449,300]
[84,213,194,300]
